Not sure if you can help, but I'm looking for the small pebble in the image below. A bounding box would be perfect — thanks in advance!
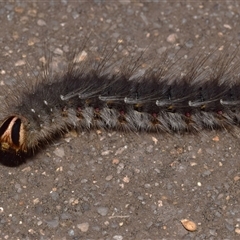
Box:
[15,60,26,66]
[106,175,113,181]
[68,229,74,236]
[180,219,197,232]
[77,222,89,232]
[54,48,64,55]
[101,150,111,156]
[117,163,125,174]
[61,213,71,220]
[46,218,59,228]
[37,19,46,26]
[97,207,109,216]
[167,33,178,43]
[146,145,153,153]
[113,235,123,240]
[112,158,120,165]
[50,191,59,201]
[123,176,130,183]
[235,228,240,234]
[53,147,65,158]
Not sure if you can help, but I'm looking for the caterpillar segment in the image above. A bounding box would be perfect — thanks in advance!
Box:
[1,46,240,165]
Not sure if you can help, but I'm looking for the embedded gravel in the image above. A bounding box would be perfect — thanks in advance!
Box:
[0,1,240,239]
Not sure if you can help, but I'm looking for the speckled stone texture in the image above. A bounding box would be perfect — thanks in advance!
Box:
[0,1,240,239]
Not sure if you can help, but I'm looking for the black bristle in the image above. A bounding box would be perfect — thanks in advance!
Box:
[1,45,240,165]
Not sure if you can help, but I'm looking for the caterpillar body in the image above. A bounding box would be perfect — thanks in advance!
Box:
[1,45,240,166]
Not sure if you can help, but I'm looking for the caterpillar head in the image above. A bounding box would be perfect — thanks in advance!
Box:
[0,116,28,166]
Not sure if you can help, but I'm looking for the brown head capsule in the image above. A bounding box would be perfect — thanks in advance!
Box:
[0,116,27,154]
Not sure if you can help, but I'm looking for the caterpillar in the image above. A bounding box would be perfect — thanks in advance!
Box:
[1,43,240,166]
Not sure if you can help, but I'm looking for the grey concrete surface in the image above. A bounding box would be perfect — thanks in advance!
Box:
[0,1,240,239]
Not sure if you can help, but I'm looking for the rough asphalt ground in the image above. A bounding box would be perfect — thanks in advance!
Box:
[0,1,240,239]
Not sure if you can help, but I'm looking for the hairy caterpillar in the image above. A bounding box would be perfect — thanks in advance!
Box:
[1,44,240,166]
